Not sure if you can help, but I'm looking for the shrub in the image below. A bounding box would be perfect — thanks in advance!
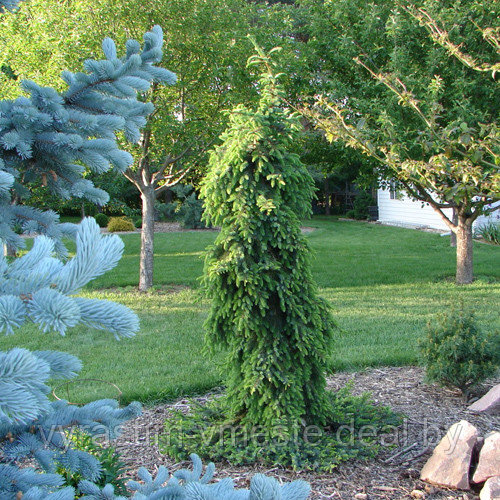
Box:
[156,201,178,221]
[419,305,500,397]
[94,213,109,227]
[123,206,141,220]
[134,217,142,228]
[57,429,128,496]
[351,191,376,220]
[179,192,206,229]
[107,216,135,232]
[474,221,500,244]
[102,199,131,216]
[156,185,207,228]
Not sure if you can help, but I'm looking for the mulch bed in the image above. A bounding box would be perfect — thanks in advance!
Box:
[100,222,316,234]
[99,221,219,234]
[115,367,499,499]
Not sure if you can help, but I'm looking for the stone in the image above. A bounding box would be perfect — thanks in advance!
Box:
[354,494,368,500]
[420,420,479,490]
[480,476,500,500]
[473,432,500,484]
[469,385,500,415]
[411,489,426,498]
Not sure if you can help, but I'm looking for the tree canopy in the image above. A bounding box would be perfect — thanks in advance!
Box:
[300,0,499,283]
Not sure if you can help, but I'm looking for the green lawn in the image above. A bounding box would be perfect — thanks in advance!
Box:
[2,217,499,404]
[59,215,85,224]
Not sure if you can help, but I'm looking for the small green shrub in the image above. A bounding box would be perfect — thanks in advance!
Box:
[345,209,355,219]
[101,199,130,216]
[474,221,500,244]
[159,387,400,472]
[179,192,206,229]
[156,202,178,221]
[123,206,141,220]
[419,305,499,397]
[134,217,142,228]
[94,213,109,228]
[156,186,207,228]
[57,429,128,496]
[107,216,135,232]
[351,191,376,220]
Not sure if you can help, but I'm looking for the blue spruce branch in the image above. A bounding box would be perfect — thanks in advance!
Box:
[0,218,139,337]
[0,23,175,251]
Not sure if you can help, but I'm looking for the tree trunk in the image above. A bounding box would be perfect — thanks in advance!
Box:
[164,188,173,204]
[139,187,156,291]
[455,216,474,285]
[3,244,16,258]
[450,208,458,247]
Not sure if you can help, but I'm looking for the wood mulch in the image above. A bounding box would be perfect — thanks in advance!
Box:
[101,222,316,234]
[99,221,219,234]
[114,367,499,499]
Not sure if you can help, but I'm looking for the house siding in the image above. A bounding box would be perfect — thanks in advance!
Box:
[377,188,499,231]
[377,188,453,230]
[475,205,500,228]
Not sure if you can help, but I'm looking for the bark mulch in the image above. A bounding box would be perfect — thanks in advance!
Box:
[100,222,316,234]
[99,221,219,234]
[115,367,499,500]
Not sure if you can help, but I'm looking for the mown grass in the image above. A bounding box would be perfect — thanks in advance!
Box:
[2,217,498,404]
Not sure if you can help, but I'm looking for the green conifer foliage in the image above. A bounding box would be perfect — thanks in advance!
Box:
[200,49,335,429]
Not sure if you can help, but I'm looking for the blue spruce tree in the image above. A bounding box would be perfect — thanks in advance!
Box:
[0,0,311,498]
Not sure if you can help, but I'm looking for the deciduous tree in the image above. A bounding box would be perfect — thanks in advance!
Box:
[1,0,285,290]
[301,0,499,284]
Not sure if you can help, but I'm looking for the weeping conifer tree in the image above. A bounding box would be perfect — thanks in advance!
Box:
[201,47,335,430]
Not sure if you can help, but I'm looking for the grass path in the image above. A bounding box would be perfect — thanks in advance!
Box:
[2,217,498,404]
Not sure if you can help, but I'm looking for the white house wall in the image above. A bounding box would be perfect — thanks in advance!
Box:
[377,188,454,231]
[475,203,500,227]
[377,188,499,230]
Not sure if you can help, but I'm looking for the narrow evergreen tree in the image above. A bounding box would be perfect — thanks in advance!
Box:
[200,48,335,429]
